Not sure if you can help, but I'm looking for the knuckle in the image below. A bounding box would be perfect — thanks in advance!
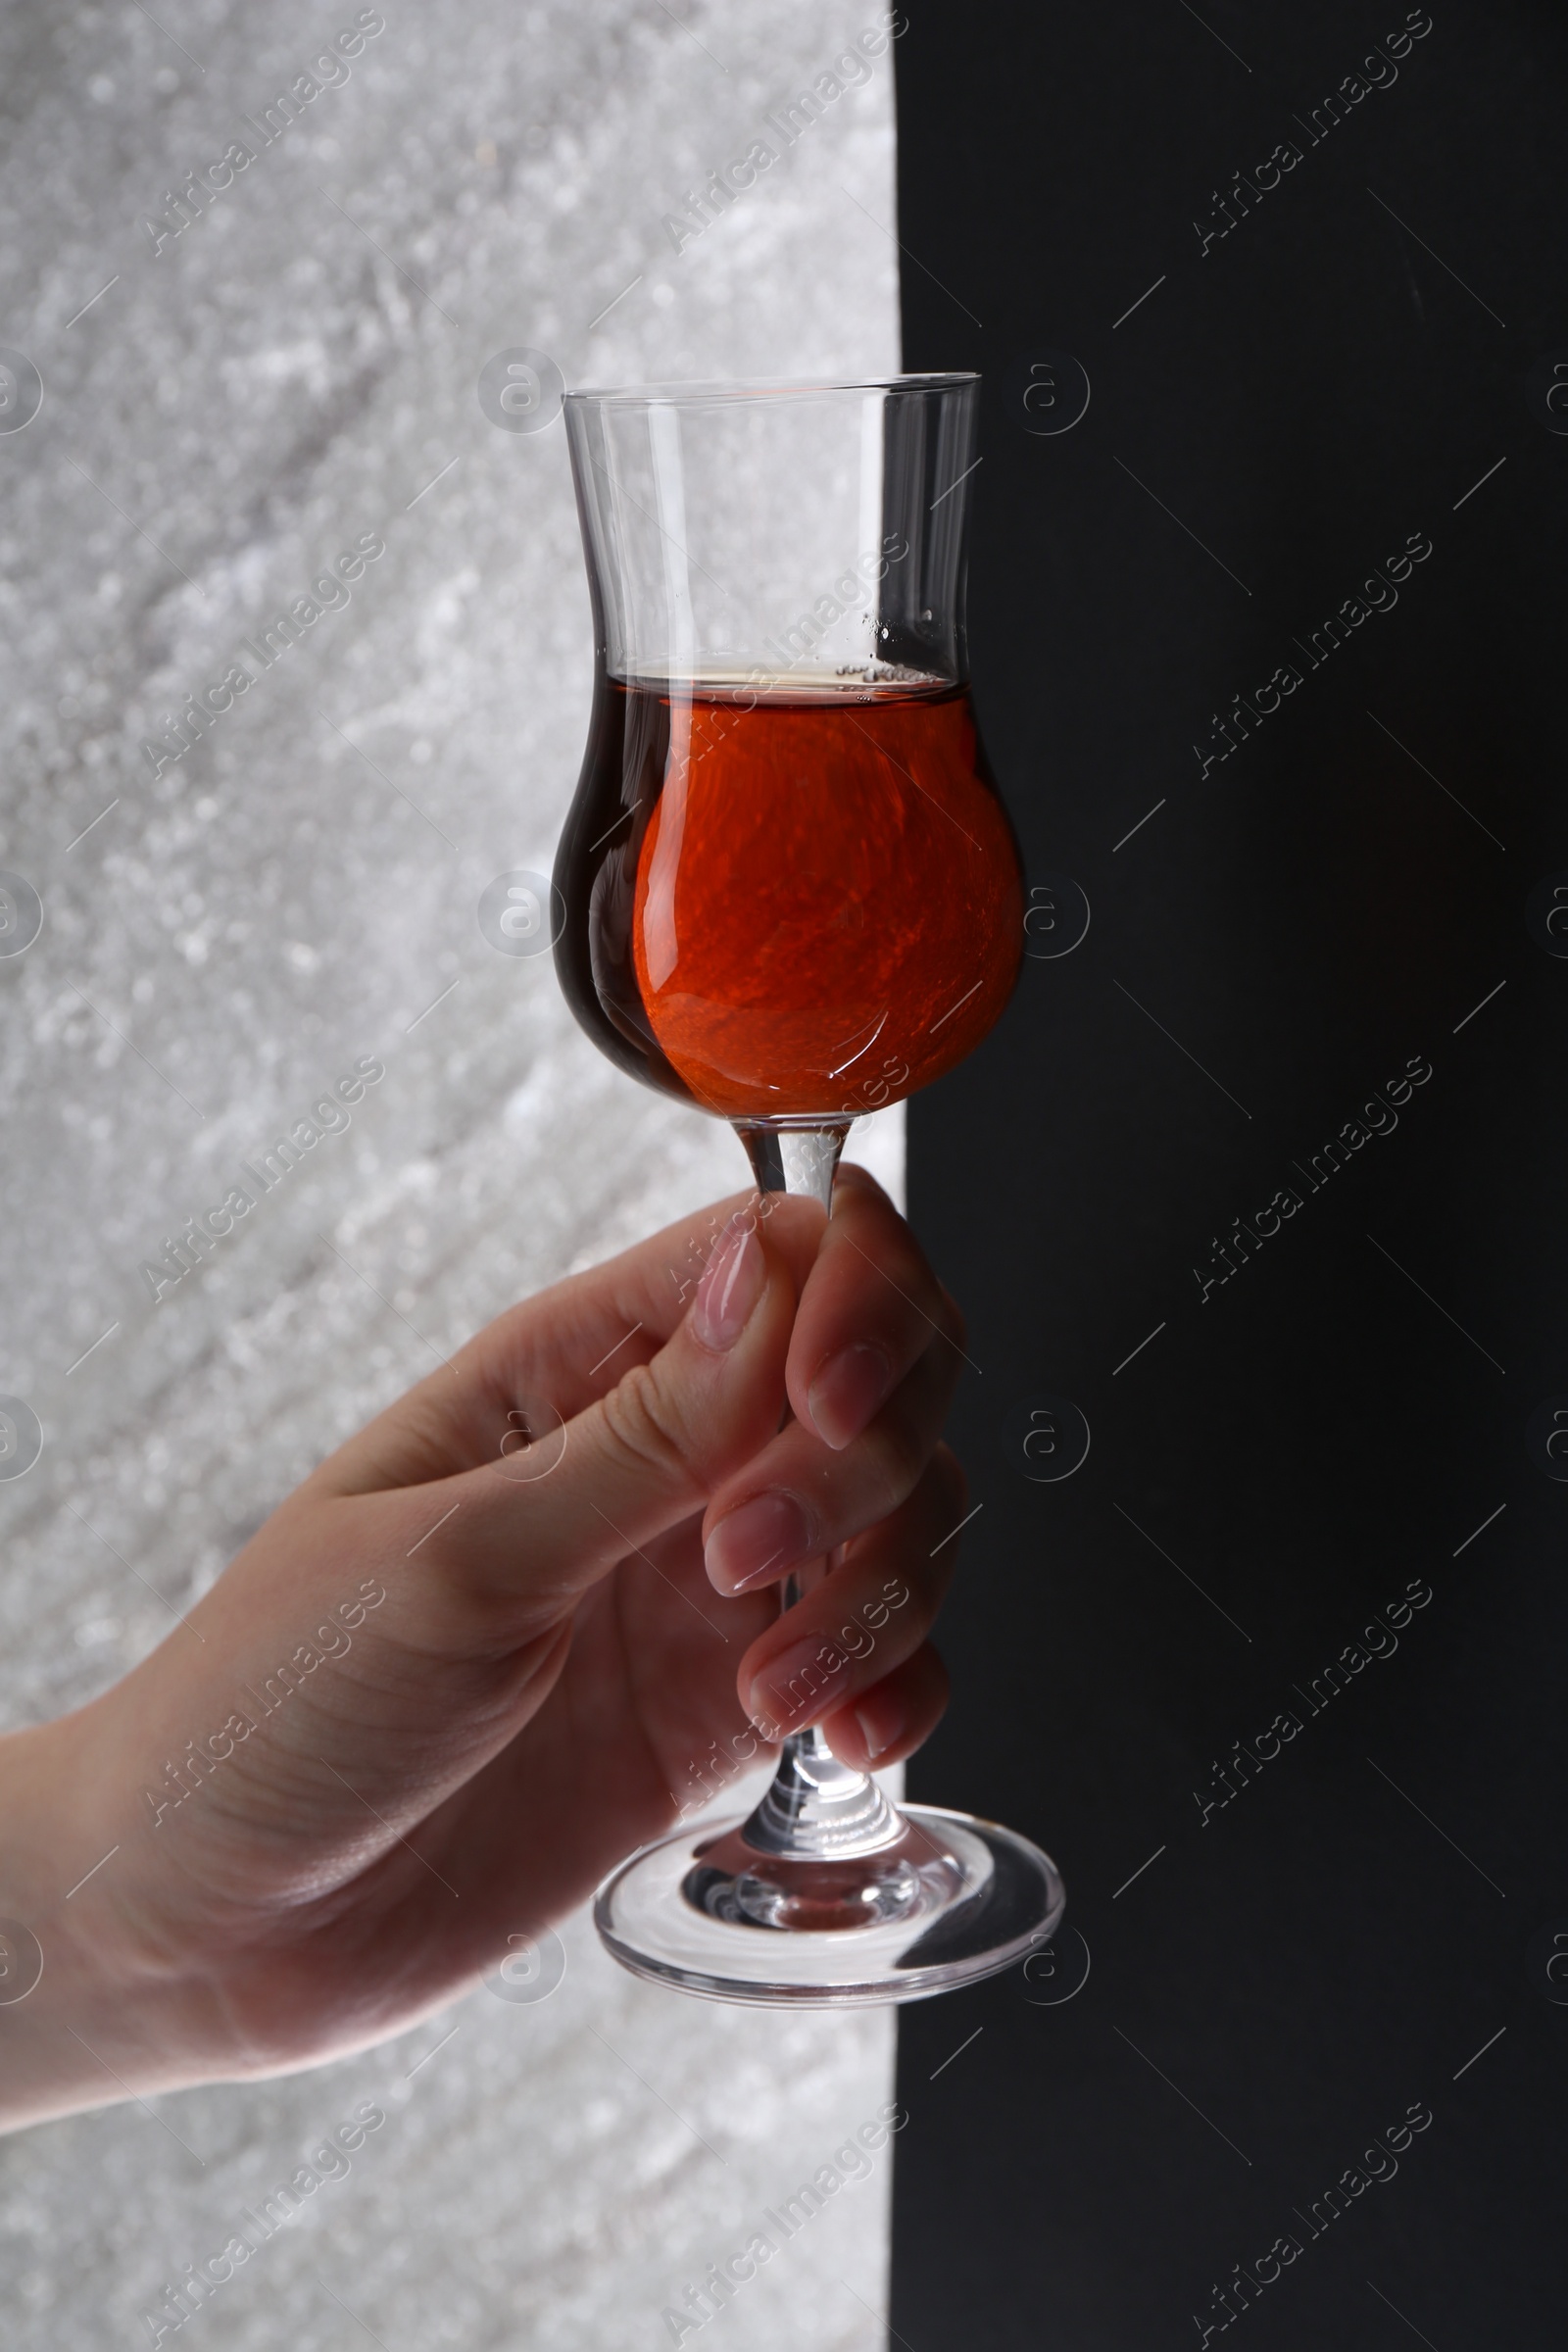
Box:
[595,1360,692,1489]
[936,1283,967,1355]
[860,1407,926,1512]
[924,1449,969,1587]
[835,1161,891,1215]
[919,1641,952,1709]
[931,1442,968,1515]
[881,1242,952,1354]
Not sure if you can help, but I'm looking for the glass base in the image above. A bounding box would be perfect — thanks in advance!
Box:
[593,1804,1065,2007]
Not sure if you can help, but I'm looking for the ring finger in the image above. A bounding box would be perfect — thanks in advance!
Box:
[703,1334,960,1597]
[736,1446,965,1747]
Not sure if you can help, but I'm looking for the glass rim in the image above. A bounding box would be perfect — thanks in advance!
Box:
[564,369,979,408]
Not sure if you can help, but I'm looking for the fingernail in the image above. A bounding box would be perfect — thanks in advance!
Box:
[808,1342,892,1449]
[704,1491,811,1593]
[748,1635,850,1727]
[690,1215,765,1352]
[854,1686,906,1763]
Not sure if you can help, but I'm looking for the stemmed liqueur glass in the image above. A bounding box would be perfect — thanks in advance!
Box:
[554,373,1064,2004]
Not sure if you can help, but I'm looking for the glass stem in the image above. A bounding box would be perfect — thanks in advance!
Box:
[730,1120,904,1861]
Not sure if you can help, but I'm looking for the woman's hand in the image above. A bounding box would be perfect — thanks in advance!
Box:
[0,1166,967,2130]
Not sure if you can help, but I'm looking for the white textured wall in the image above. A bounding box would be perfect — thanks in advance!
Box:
[0,3,903,2344]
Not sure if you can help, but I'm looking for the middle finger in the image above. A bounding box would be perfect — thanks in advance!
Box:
[701,1330,960,1595]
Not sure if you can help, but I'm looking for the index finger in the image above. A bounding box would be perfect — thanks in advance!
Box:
[786,1163,967,1451]
[318,1188,825,1493]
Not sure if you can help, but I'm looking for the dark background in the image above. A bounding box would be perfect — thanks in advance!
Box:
[893,2,1568,2343]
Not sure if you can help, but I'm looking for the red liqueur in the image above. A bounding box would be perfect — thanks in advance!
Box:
[555,676,1023,1120]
